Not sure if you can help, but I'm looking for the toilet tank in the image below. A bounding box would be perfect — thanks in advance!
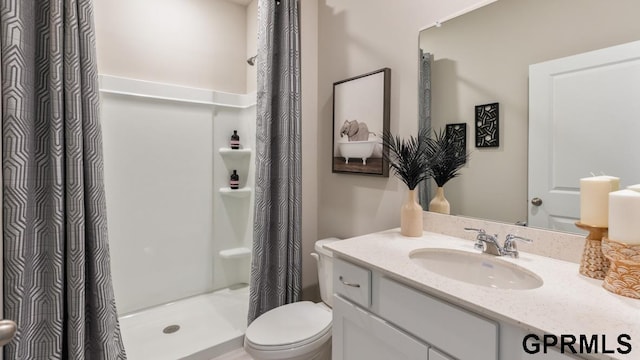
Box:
[313,238,340,307]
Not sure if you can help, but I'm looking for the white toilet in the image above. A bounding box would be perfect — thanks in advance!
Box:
[244,238,339,360]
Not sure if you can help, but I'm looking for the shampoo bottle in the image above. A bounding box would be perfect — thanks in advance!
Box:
[230,130,240,149]
[230,170,239,189]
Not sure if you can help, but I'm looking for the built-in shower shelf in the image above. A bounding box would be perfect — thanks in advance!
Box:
[219,247,252,259]
[218,148,252,158]
[219,187,252,198]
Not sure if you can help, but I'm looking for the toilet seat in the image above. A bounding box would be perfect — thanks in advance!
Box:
[245,301,332,353]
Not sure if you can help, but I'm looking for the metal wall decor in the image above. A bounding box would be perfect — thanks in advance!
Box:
[445,123,467,164]
[475,102,499,148]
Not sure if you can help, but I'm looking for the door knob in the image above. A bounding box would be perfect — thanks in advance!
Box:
[531,197,543,206]
[0,320,17,346]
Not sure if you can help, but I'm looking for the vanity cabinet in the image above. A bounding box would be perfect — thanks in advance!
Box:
[333,258,484,360]
[333,257,585,360]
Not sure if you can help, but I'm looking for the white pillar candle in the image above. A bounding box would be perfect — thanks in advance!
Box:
[580,176,620,227]
[628,184,640,193]
[608,189,640,245]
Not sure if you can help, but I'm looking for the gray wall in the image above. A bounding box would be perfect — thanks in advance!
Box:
[95,0,248,93]
[317,0,487,240]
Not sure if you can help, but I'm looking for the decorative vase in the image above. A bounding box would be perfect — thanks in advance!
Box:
[601,237,640,299]
[429,186,450,214]
[575,222,609,280]
[401,189,423,237]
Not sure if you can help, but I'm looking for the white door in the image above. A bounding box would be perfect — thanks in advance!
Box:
[528,40,640,232]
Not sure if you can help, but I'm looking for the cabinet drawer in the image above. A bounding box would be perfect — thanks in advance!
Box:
[378,277,498,360]
[333,258,371,307]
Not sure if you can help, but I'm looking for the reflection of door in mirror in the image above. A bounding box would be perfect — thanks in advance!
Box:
[418,0,640,232]
[529,40,640,232]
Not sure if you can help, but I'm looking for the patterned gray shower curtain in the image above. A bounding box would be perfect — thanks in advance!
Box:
[1,0,126,358]
[248,0,302,324]
[418,50,433,208]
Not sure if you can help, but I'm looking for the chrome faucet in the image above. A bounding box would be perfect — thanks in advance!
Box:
[502,234,533,258]
[464,228,533,258]
[465,228,502,256]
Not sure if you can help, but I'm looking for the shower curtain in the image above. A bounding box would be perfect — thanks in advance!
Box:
[1,0,126,358]
[418,50,433,208]
[248,0,302,324]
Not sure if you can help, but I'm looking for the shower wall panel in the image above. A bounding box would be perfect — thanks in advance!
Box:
[212,105,255,289]
[100,76,255,315]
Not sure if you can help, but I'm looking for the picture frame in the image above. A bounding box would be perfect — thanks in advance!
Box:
[475,102,499,148]
[445,123,467,164]
[332,68,390,176]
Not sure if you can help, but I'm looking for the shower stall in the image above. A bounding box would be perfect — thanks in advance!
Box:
[100,75,256,360]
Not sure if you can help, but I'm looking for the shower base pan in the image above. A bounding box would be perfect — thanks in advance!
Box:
[119,284,249,360]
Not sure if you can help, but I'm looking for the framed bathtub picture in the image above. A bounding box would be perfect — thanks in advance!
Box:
[332,68,390,176]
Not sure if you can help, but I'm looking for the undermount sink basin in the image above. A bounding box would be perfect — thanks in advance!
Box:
[409,248,543,290]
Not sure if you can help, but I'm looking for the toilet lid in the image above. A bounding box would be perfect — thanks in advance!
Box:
[246,301,332,348]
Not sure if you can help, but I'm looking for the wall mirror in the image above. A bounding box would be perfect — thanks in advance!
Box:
[418,0,640,233]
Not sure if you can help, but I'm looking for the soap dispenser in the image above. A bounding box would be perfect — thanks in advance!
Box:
[230,130,240,149]
[230,170,239,189]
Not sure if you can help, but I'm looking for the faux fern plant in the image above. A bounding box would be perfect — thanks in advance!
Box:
[381,126,469,223]
[381,127,433,236]
[425,128,469,187]
[381,128,432,190]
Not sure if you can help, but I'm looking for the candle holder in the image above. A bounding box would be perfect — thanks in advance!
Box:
[575,222,610,279]
[601,237,640,299]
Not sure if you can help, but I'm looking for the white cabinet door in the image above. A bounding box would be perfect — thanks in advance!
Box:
[378,277,498,360]
[332,295,429,360]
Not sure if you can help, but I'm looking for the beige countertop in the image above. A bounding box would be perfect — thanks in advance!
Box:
[325,229,640,360]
